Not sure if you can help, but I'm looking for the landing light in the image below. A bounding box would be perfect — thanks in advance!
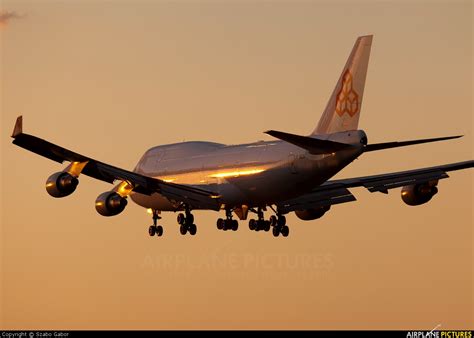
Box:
[146,208,153,215]
[209,169,265,179]
[117,181,133,197]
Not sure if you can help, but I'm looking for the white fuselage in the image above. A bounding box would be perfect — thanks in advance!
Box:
[130,130,367,211]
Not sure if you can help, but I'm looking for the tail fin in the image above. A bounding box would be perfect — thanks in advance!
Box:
[312,35,373,135]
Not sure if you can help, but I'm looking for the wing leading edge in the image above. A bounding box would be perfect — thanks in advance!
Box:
[11,116,221,210]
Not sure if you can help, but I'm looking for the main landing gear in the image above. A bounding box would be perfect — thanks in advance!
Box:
[177,208,197,236]
[216,209,238,231]
[148,210,163,237]
[248,208,270,232]
[271,214,289,238]
[248,207,289,237]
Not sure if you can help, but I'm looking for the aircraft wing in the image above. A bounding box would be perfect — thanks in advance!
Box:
[11,116,221,210]
[324,161,473,193]
[277,187,357,213]
[277,160,473,213]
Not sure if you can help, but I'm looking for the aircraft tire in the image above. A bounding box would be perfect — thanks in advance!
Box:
[249,219,256,231]
[278,216,286,227]
[272,226,280,237]
[281,226,289,237]
[177,213,185,225]
[269,215,277,227]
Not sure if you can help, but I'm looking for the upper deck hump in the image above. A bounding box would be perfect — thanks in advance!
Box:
[146,141,226,158]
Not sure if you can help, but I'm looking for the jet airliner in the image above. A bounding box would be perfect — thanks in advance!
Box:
[11,35,473,238]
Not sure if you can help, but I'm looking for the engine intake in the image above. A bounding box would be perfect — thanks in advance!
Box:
[46,172,79,198]
[95,191,128,216]
[295,205,331,221]
[401,183,438,206]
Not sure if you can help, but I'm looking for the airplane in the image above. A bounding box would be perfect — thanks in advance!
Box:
[11,35,473,238]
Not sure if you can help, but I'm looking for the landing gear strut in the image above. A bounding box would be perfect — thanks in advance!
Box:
[148,210,163,237]
[216,209,238,231]
[177,207,197,236]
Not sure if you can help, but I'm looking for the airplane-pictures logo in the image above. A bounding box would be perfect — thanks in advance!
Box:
[335,69,359,117]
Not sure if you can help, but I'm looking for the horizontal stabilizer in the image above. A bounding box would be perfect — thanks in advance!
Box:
[265,130,354,155]
[12,115,23,137]
[364,135,463,152]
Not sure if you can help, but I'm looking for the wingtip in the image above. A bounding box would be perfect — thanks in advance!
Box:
[11,115,23,138]
[357,34,373,41]
[356,35,373,45]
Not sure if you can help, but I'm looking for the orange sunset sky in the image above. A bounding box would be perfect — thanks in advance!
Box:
[1,0,473,330]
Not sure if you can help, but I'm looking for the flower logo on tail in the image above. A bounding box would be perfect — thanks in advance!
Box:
[335,70,359,117]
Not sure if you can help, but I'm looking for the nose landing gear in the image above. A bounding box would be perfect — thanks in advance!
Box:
[148,210,163,237]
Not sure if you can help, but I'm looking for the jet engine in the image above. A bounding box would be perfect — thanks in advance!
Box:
[46,172,79,198]
[401,183,438,206]
[295,205,331,221]
[95,191,128,216]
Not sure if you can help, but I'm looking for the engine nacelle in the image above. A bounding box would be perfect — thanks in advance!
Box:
[295,205,331,221]
[401,183,438,206]
[46,172,79,198]
[95,191,128,216]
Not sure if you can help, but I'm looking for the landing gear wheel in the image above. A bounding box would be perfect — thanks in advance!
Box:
[148,210,164,237]
[264,221,270,232]
[232,220,238,231]
[180,224,187,235]
[189,224,197,236]
[177,213,185,225]
[186,213,194,225]
[269,215,277,227]
[217,218,224,230]
[224,220,231,231]
[281,225,289,237]
[272,226,280,237]
[249,219,256,231]
[277,215,287,227]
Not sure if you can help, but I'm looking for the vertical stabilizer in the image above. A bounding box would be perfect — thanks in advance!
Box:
[312,35,372,135]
